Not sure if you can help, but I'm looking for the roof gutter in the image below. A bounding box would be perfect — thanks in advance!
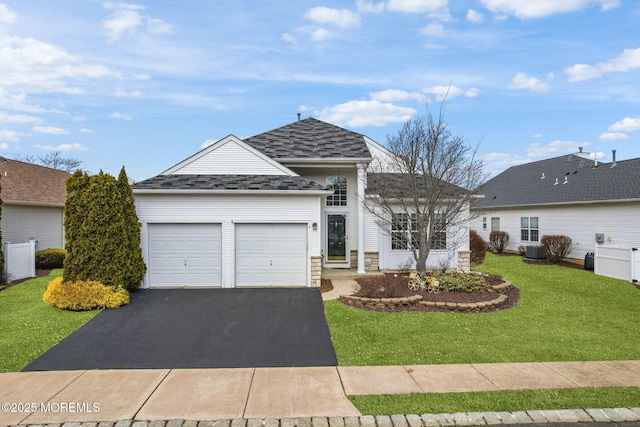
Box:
[3,200,65,208]
[471,197,640,210]
[133,189,334,196]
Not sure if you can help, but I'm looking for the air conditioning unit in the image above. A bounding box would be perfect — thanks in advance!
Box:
[525,245,545,259]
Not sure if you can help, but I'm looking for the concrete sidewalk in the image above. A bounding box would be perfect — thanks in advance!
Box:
[2,361,640,425]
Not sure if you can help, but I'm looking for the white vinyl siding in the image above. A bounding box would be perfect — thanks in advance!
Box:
[148,223,222,287]
[135,194,321,288]
[471,201,640,260]
[235,223,307,287]
[170,137,293,176]
[1,204,64,250]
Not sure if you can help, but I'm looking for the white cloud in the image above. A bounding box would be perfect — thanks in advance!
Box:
[356,0,385,13]
[0,3,18,24]
[599,132,629,142]
[103,3,172,42]
[110,112,133,120]
[311,28,333,41]
[466,9,485,23]
[0,34,121,99]
[32,126,70,135]
[0,129,19,142]
[80,128,95,134]
[508,72,553,92]
[481,152,528,176]
[281,33,296,44]
[479,0,620,19]
[532,133,542,138]
[305,7,360,29]
[0,142,9,149]
[35,143,89,151]
[146,17,173,35]
[526,140,588,159]
[0,112,41,124]
[387,0,449,14]
[114,88,142,97]
[565,48,640,82]
[422,85,477,101]
[420,23,445,37]
[317,100,417,127]
[370,89,426,103]
[608,116,640,132]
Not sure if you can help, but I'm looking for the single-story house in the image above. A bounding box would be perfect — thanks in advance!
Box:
[471,149,640,261]
[0,158,70,250]
[132,117,471,288]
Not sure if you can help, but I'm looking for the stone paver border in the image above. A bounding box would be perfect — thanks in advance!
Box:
[5,408,639,427]
[339,282,514,313]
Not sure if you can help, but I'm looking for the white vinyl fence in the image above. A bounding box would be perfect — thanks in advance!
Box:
[594,245,639,283]
[3,240,36,282]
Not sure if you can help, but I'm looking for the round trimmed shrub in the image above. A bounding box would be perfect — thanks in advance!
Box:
[35,248,67,269]
[43,277,130,311]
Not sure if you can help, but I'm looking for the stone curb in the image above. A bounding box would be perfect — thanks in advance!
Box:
[4,408,639,427]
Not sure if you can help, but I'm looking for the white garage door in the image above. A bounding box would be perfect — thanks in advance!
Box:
[148,223,222,287]
[236,223,308,287]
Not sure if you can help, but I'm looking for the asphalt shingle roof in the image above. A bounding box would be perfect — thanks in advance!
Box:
[475,153,640,208]
[133,174,331,192]
[367,172,470,198]
[244,117,372,159]
[0,158,70,205]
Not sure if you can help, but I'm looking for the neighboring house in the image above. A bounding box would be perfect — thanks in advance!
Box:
[0,158,70,250]
[132,117,471,289]
[471,149,640,261]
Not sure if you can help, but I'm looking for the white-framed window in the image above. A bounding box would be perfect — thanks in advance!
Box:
[521,216,539,242]
[491,217,500,231]
[326,175,347,206]
[482,217,487,230]
[390,213,446,251]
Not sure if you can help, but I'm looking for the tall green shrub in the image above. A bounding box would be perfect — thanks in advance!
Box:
[64,171,127,287]
[117,167,146,290]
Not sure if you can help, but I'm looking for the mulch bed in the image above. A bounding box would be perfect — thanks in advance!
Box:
[320,278,334,293]
[344,273,520,314]
[0,269,52,292]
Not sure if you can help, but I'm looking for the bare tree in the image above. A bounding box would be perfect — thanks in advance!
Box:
[38,150,82,172]
[14,150,82,173]
[365,101,486,273]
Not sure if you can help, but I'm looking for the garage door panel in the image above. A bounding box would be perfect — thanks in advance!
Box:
[149,224,221,287]
[235,223,307,287]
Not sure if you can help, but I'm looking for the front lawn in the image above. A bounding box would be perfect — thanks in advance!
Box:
[0,270,98,372]
[326,253,640,365]
[349,387,640,415]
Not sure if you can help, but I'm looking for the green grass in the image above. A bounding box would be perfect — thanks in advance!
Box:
[326,253,640,365]
[349,387,640,415]
[0,270,99,372]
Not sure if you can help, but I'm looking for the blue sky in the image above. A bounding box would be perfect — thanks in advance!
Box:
[0,0,639,180]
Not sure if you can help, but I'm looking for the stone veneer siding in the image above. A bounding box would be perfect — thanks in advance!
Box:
[311,255,322,287]
[458,250,471,272]
[350,251,379,271]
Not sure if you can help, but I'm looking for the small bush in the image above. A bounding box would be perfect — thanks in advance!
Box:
[489,231,510,253]
[541,235,573,263]
[35,248,67,269]
[469,230,487,265]
[43,277,130,311]
[434,272,486,293]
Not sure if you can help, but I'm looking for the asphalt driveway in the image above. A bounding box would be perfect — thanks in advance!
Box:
[23,288,337,371]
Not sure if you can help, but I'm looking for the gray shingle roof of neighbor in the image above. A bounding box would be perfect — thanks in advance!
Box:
[474,153,640,208]
[243,117,373,159]
[133,174,331,192]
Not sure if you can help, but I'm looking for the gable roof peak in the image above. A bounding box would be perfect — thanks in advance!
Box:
[244,117,372,160]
